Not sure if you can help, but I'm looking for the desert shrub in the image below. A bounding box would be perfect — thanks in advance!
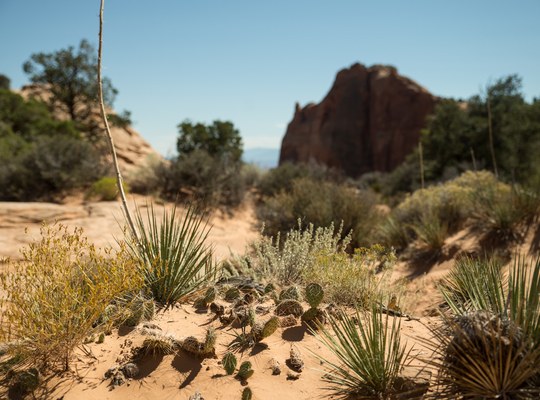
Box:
[159,149,247,209]
[467,177,535,238]
[125,154,164,195]
[377,170,534,250]
[0,224,142,371]
[303,246,396,306]
[126,203,216,309]
[313,304,412,398]
[244,223,396,306]
[246,222,347,285]
[257,162,342,197]
[258,177,380,248]
[86,176,128,201]
[0,135,106,201]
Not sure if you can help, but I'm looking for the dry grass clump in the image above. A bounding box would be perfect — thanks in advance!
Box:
[0,224,142,371]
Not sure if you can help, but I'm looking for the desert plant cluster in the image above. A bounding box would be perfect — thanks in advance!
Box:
[2,2,540,399]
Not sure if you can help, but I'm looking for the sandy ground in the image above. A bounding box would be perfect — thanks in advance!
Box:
[0,197,538,399]
[0,195,259,264]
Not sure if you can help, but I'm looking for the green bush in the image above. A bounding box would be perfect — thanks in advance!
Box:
[0,135,106,201]
[258,177,380,248]
[158,149,248,209]
[257,162,342,197]
[125,154,164,195]
[86,176,128,201]
[377,170,535,250]
[246,222,348,285]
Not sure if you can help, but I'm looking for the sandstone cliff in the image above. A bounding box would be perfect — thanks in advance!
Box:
[279,63,436,177]
[19,84,160,172]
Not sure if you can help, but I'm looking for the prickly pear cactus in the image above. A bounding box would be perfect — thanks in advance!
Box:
[301,307,326,329]
[203,327,217,355]
[222,351,237,375]
[123,296,144,327]
[264,282,276,294]
[242,387,253,400]
[237,361,254,381]
[279,286,301,301]
[204,287,216,304]
[305,283,324,308]
[261,316,279,338]
[225,287,241,301]
[181,336,204,355]
[275,299,304,317]
[251,316,280,342]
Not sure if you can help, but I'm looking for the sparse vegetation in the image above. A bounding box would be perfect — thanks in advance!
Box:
[258,176,380,248]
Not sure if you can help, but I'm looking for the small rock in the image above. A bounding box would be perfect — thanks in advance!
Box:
[269,358,281,375]
[104,365,120,379]
[121,363,139,379]
[286,371,300,380]
[110,370,126,387]
[286,345,304,372]
[189,391,204,400]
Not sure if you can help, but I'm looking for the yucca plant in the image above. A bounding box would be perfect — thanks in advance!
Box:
[440,256,506,316]
[431,257,540,397]
[312,304,411,398]
[429,311,540,399]
[127,203,216,309]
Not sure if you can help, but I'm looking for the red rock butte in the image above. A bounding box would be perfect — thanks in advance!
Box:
[279,63,436,177]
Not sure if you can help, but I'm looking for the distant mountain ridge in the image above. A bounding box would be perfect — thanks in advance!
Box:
[243,147,279,169]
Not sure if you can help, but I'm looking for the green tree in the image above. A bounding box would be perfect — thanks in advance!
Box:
[22,39,118,139]
[0,74,10,90]
[176,120,243,163]
[420,75,540,183]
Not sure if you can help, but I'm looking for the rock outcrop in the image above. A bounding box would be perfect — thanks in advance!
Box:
[19,84,160,172]
[279,63,436,177]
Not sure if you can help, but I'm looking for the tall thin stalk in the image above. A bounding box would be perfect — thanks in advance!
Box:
[97,0,138,242]
[487,96,498,178]
[419,141,425,189]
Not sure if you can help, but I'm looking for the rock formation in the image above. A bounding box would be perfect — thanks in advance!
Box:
[279,63,436,177]
[19,84,160,172]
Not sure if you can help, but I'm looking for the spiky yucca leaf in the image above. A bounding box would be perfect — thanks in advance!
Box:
[127,203,215,309]
[507,257,540,345]
[440,256,506,316]
[312,304,410,398]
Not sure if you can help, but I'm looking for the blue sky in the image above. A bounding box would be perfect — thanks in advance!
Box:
[1,1,539,156]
